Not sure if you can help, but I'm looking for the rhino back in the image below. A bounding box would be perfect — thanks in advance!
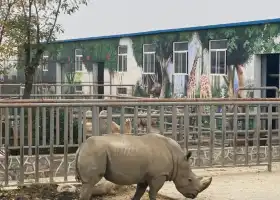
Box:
[103,134,175,184]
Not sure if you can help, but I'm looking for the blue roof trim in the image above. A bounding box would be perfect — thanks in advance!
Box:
[54,18,280,44]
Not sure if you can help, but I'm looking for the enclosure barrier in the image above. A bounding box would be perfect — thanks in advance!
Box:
[0,83,135,99]
[0,98,278,187]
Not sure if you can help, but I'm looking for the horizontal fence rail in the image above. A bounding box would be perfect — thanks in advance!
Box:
[0,98,278,187]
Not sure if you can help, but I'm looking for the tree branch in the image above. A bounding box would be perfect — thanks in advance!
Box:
[46,0,62,43]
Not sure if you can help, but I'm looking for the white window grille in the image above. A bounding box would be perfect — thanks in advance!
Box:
[75,49,83,72]
[117,46,128,72]
[75,85,83,93]
[173,41,188,74]
[209,39,227,75]
[116,87,128,98]
[143,44,156,74]
[42,51,49,72]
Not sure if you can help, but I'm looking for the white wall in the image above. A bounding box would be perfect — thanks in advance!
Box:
[107,37,142,96]
[57,0,280,40]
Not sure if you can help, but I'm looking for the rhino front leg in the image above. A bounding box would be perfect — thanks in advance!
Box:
[131,182,148,200]
[79,183,93,200]
[148,176,166,200]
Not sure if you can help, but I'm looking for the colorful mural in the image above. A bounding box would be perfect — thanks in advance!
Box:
[46,23,280,98]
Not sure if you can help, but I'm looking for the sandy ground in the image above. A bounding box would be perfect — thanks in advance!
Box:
[160,163,280,200]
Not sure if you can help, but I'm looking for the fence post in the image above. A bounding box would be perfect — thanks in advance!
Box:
[267,104,272,172]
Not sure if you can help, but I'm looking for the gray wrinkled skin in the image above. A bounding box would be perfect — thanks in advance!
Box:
[75,133,212,200]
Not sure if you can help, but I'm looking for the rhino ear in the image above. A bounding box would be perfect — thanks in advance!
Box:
[185,151,192,160]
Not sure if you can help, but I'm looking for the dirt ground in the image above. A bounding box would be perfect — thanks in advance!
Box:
[0,184,171,200]
[1,164,280,200]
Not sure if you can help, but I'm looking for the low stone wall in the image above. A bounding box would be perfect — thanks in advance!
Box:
[0,146,279,182]
[189,145,280,167]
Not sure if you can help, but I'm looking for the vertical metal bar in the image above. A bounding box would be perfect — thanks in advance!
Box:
[107,107,113,134]
[49,107,54,183]
[120,107,125,134]
[209,105,215,167]
[4,108,9,186]
[147,106,151,133]
[28,108,32,156]
[0,108,2,146]
[78,107,82,145]
[92,106,98,136]
[64,106,69,181]
[19,107,24,185]
[256,105,261,165]
[82,109,86,141]
[159,106,164,135]
[233,105,238,166]
[35,107,40,183]
[96,106,100,135]
[69,107,73,144]
[221,105,226,167]
[184,105,189,152]
[278,104,280,160]
[133,106,138,135]
[197,105,202,167]
[245,105,249,166]
[172,106,177,141]
[55,107,60,145]
[267,104,272,172]
[42,107,46,146]
[14,108,18,146]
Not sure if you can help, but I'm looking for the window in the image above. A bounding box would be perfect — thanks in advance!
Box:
[75,49,83,72]
[117,87,127,95]
[209,40,227,75]
[117,46,128,72]
[75,85,83,93]
[143,44,156,74]
[173,42,188,74]
[42,51,49,71]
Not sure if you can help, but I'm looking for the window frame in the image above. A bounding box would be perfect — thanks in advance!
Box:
[75,84,83,93]
[116,87,128,96]
[173,41,188,75]
[142,44,156,74]
[117,45,128,72]
[209,39,227,76]
[75,49,83,72]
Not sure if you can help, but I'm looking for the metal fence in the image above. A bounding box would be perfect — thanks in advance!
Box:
[0,83,135,99]
[0,98,279,187]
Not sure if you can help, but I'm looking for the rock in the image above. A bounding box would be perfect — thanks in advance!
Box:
[91,178,125,196]
[57,184,77,193]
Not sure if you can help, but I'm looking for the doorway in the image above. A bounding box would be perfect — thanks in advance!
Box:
[263,54,279,132]
[265,54,279,98]
[97,62,104,99]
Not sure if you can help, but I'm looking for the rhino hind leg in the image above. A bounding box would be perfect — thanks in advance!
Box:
[148,176,166,200]
[131,182,148,200]
[79,175,102,200]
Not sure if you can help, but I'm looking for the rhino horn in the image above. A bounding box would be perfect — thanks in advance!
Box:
[199,177,212,192]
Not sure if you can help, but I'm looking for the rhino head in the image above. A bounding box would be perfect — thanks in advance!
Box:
[173,151,212,199]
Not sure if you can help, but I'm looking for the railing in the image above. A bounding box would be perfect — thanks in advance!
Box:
[0,83,135,99]
[0,98,278,187]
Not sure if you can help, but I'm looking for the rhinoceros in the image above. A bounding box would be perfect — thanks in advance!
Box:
[75,133,212,200]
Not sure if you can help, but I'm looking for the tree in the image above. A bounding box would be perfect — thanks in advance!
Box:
[0,0,22,75]
[7,0,89,99]
[132,32,191,98]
